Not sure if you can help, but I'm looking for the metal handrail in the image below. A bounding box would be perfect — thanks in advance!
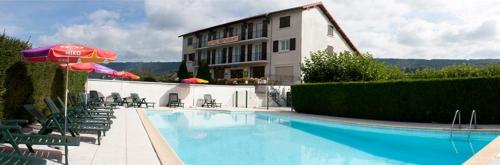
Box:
[467,110,477,140]
[450,110,461,139]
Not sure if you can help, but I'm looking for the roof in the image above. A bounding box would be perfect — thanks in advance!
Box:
[178,2,359,53]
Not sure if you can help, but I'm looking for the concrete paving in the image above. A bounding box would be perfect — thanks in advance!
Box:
[1,107,160,165]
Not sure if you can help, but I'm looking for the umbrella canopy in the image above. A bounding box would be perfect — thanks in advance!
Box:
[181,77,209,84]
[59,63,115,75]
[21,44,116,63]
[113,71,140,80]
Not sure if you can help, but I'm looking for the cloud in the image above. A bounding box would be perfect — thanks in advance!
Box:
[37,0,500,61]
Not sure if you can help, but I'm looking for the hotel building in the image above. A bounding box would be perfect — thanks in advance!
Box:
[179,2,358,84]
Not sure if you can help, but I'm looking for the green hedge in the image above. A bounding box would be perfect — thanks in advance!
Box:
[292,77,500,124]
[1,33,87,121]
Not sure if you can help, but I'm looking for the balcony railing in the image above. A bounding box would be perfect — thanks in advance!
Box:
[193,30,267,49]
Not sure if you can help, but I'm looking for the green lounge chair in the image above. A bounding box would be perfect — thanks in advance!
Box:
[0,122,79,165]
[0,152,47,165]
[111,92,129,106]
[23,105,109,145]
[202,94,221,108]
[89,91,117,108]
[47,97,113,126]
[166,93,184,108]
[130,93,156,108]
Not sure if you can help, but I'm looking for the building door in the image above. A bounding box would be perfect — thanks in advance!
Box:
[251,66,265,78]
[274,66,294,84]
[230,69,243,78]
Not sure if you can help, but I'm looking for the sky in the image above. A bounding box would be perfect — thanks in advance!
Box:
[1,0,500,62]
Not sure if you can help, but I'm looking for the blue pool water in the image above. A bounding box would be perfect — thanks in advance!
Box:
[146,111,499,165]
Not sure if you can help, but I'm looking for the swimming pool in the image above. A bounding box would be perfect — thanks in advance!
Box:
[146,111,499,165]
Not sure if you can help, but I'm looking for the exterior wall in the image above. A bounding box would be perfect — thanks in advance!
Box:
[268,10,302,82]
[300,7,353,65]
[86,79,290,108]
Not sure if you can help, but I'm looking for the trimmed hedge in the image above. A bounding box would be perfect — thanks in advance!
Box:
[292,77,500,124]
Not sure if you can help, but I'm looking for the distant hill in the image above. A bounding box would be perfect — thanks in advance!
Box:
[103,62,181,74]
[89,59,500,77]
[376,59,500,72]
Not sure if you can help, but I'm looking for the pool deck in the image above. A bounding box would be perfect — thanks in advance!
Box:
[1,107,160,165]
[2,106,499,164]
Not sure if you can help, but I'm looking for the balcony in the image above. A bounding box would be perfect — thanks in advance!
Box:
[194,30,268,50]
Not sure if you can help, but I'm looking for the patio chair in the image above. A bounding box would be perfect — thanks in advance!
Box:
[48,97,113,126]
[23,105,109,145]
[89,90,117,108]
[130,93,156,108]
[111,92,130,106]
[0,121,79,165]
[202,94,221,108]
[0,152,47,165]
[166,93,184,108]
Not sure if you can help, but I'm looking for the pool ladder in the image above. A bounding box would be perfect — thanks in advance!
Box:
[449,109,477,140]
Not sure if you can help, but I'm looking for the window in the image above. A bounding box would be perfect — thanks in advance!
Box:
[253,43,262,61]
[255,23,263,38]
[233,46,241,63]
[187,37,193,46]
[215,49,223,64]
[328,25,334,36]
[280,40,290,51]
[327,45,334,54]
[279,16,290,28]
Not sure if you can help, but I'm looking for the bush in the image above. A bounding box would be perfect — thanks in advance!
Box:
[292,77,500,124]
[302,51,404,82]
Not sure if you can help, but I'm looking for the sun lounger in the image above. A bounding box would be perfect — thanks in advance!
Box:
[130,93,156,108]
[111,92,130,106]
[23,105,109,145]
[202,94,221,108]
[166,93,184,108]
[0,120,79,165]
[0,152,47,165]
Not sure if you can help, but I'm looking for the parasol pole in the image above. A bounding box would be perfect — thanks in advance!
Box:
[64,61,69,136]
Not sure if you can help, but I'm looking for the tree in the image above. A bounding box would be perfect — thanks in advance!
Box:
[177,60,190,80]
[196,60,213,83]
[301,50,404,83]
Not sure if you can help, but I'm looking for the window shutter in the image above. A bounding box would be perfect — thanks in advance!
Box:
[247,44,253,61]
[197,53,201,65]
[240,24,246,40]
[247,23,253,39]
[262,20,268,37]
[222,48,227,64]
[273,41,279,52]
[211,50,216,64]
[228,47,233,63]
[290,38,296,51]
[240,45,246,62]
[207,51,211,64]
[262,42,267,60]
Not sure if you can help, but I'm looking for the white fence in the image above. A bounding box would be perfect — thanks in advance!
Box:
[85,79,290,108]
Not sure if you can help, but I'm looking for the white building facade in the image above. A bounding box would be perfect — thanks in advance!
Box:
[179,2,358,84]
